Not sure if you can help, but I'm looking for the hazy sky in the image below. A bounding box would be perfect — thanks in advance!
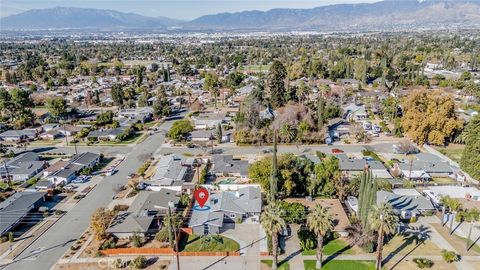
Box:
[0,0,380,19]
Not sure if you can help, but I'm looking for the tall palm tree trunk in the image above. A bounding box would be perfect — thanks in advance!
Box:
[466,222,473,251]
[449,212,455,235]
[272,233,279,270]
[316,235,324,269]
[376,225,384,270]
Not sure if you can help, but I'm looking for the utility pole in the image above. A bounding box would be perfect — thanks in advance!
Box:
[168,202,180,270]
[2,160,12,188]
[62,122,69,147]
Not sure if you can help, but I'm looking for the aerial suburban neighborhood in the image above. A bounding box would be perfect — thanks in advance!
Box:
[1,1,480,270]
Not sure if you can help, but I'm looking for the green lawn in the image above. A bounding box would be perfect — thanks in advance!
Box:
[179,234,240,252]
[433,145,465,163]
[302,239,354,255]
[431,177,456,185]
[304,260,375,270]
[241,64,271,72]
[261,260,290,270]
[454,234,480,253]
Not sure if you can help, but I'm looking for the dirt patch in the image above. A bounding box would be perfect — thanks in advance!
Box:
[431,223,480,256]
[54,259,169,270]
[384,259,455,270]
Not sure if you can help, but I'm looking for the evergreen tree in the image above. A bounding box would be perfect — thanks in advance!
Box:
[358,168,377,231]
[461,115,480,179]
[267,60,287,108]
[317,97,325,131]
[216,123,222,144]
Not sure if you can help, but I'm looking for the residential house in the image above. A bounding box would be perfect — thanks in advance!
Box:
[210,155,249,179]
[39,129,63,140]
[0,152,45,182]
[188,186,262,235]
[58,125,82,137]
[118,107,153,123]
[0,129,37,142]
[107,188,179,238]
[190,130,213,142]
[343,103,368,121]
[377,190,435,219]
[149,154,195,189]
[396,153,453,180]
[191,112,226,129]
[0,191,46,235]
[335,154,392,179]
[46,152,100,185]
[87,127,126,141]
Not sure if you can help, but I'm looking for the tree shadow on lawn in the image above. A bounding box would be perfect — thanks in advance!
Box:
[322,245,355,266]
[383,225,432,270]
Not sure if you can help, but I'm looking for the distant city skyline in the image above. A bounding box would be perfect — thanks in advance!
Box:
[1,0,380,19]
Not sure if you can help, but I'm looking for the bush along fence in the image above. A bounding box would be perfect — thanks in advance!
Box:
[100,247,240,257]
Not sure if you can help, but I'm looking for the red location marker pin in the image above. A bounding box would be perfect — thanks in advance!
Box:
[193,188,209,208]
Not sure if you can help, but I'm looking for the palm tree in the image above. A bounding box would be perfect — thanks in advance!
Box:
[446,197,462,235]
[369,203,399,270]
[307,204,334,269]
[261,202,287,270]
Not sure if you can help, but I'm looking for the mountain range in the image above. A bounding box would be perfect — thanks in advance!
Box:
[1,0,480,31]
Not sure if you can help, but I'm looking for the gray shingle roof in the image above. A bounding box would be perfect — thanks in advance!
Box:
[106,212,154,234]
[188,187,262,228]
[210,155,249,177]
[377,190,435,213]
[0,192,45,235]
[70,152,100,167]
[128,189,180,215]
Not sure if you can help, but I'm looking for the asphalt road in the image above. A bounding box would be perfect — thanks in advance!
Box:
[158,142,400,156]
[2,117,179,270]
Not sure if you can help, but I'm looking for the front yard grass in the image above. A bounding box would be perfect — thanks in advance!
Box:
[304,260,375,270]
[302,239,355,255]
[431,177,456,185]
[179,234,240,252]
[261,260,290,270]
[433,144,465,163]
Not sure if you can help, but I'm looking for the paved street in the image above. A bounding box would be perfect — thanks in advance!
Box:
[1,116,180,270]
[158,142,401,157]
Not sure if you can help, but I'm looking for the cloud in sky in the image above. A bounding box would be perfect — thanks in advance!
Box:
[0,0,379,19]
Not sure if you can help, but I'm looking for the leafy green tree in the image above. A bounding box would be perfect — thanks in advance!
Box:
[369,203,399,270]
[96,110,114,126]
[307,204,334,269]
[308,156,341,197]
[167,120,193,141]
[46,97,67,119]
[111,83,124,107]
[279,201,305,224]
[203,72,220,108]
[267,60,287,108]
[261,203,286,270]
[152,88,171,118]
[461,115,480,179]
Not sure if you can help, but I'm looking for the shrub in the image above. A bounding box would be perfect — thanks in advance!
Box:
[131,231,144,248]
[361,241,375,253]
[113,258,125,269]
[155,227,169,242]
[298,229,317,250]
[441,250,460,263]
[137,161,151,176]
[100,238,117,250]
[279,201,306,224]
[8,232,14,243]
[129,256,147,269]
[413,258,434,268]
